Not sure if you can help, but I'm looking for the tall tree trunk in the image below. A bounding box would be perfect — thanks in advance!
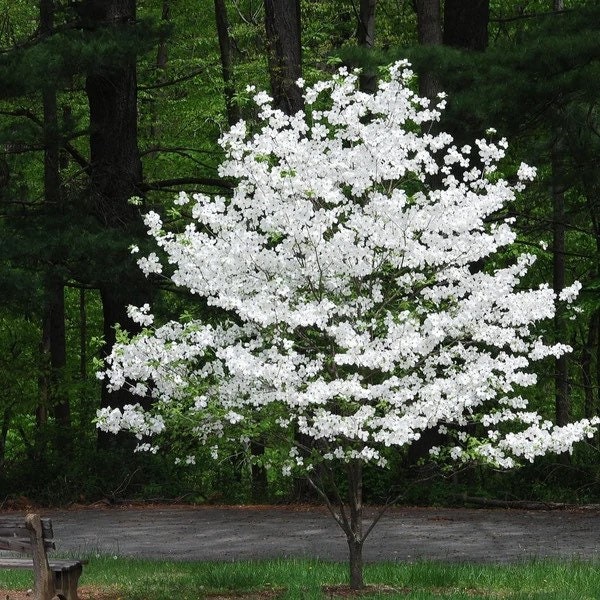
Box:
[0,407,10,471]
[84,0,146,447]
[79,288,87,381]
[149,0,170,138]
[259,0,304,497]
[443,0,489,51]
[357,0,377,93]
[85,0,142,219]
[582,311,599,419]
[40,0,70,446]
[156,0,169,72]
[413,0,442,99]
[263,0,303,114]
[215,0,240,126]
[551,0,568,427]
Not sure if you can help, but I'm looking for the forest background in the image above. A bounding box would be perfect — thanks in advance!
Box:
[0,0,599,508]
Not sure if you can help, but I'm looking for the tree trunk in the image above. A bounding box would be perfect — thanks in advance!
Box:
[413,0,442,99]
[84,0,147,443]
[264,0,303,114]
[357,0,377,93]
[552,142,569,427]
[156,0,169,72]
[148,0,170,138]
[348,538,365,590]
[582,311,599,419]
[85,0,142,225]
[308,462,376,589]
[0,407,11,471]
[258,0,303,492]
[215,0,240,126]
[250,439,268,502]
[346,460,365,589]
[443,0,489,51]
[79,288,87,381]
[40,0,70,444]
[43,277,69,443]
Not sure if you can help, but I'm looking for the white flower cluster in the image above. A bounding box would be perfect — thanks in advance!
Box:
[97,62,595,472]
[96,403,165,440]
[126,303,154,327]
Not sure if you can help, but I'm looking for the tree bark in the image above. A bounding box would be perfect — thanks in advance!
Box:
[40,0,70,443]
[156,0,169,72]
[148,0,170,139]
[215,0,240,126]
[552,141,569,427]
[0,407,11,471]
[582,311,599,419]
[85,18,142,225]
[413,0,442,99]
[346,460,365,589]
[552,0,568,430]
[84,0,147,445]
[357,0,377,93]
[250,439,268,502]
[263,0,303,114]
[259,0,303,493]
[443,0,489,51]
[79,288,87,381]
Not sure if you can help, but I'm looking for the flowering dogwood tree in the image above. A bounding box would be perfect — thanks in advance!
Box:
[97,62,597,589]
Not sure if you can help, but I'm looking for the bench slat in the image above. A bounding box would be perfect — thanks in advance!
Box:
[0,520,53,539]
[0,558,84,571]
[0,558,33,569]
[0,538,56,552]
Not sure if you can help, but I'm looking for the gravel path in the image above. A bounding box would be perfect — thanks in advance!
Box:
[2,505,599,563]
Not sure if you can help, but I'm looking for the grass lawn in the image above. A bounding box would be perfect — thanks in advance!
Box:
[1,557,600,599]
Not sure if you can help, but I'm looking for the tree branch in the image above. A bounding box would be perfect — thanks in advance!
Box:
[0,108,89,169]
[138,67,205,91]
[141,177,234,191]
[490,9,573,24]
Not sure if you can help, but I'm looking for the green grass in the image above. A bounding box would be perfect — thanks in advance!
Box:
[2,557,600,599]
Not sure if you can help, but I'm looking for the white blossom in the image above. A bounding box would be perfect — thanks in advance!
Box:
[137,252,162,276]
[558,281,582,303]
[127,303,154,327]
[97,61,596,476]
[517,162,537,181]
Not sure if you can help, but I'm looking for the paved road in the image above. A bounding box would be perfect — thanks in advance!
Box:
[3,505,599,564]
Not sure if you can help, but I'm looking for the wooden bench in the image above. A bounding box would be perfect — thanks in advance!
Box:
[0,513,85,600]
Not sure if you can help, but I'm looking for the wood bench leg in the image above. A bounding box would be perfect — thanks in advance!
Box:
[26,514,56,600]
[53,565,83,600]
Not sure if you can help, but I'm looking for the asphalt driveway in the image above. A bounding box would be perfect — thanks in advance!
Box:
[4,504,598,564]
